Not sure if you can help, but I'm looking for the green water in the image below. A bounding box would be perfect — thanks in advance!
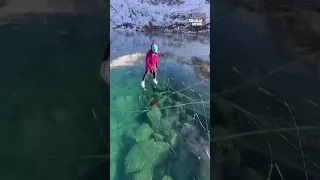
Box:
[0,14,108,180]
[110,31,210,180]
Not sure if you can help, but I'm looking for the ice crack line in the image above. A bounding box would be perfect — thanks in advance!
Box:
[285,102,308,180]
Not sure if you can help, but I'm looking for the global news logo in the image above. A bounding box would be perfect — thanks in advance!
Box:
[189,17,205,26]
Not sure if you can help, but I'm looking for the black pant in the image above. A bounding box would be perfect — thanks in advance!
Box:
[142,69,157,81]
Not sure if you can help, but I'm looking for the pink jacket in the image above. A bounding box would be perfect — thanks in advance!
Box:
[145,42,158,72]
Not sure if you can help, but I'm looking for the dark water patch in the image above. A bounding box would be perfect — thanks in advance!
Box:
[0,0,7,7]
[115,142,134,180]
[78,161,108,180]
[0,13,109,180]
[212,1,320,180]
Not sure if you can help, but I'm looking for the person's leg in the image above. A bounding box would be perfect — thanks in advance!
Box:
[152,70,158,85]
[141,70,149,88]
[142,70,149,81]
[152,70,157,79]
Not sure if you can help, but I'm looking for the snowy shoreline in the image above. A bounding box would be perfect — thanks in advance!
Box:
[112,22,210,34]
[113,26,210,34]
[111,0,210,34]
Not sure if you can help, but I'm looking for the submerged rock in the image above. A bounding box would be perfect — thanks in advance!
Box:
[174,101,186,115]
[124,123,154,143]
[186,114,193,123]
[199,160,210,180]
[212,125,235,163]
[135,123,154,142]
[166,162,173,178]
[211,162,223,180]
[158,115,178,136]
[181,123,198,138]
[147,108,162,128]
[125,139,170,174]
[125,95,133,101]
[136,123,154,142]
[186,136,210,161]
[116,96,135,111]
[176,93,184,101]
[245,166,264,180]
[212,125,233,152]
[162,175,174,180]
[173,148,195,180]
[51,106,72,124]
[167,132,179,149]
[110,163,117,180]
[157,96,167,106]
[132,168,153,180]
[154,133,165,142]
[227,149,242,165]
[191,56,210,82]
[214,96,236,122]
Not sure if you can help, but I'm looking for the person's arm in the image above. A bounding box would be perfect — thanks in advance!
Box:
[146,52,151,69]
[156,56,159,68]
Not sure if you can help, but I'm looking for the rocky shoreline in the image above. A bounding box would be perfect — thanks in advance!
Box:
[113,22,210,34]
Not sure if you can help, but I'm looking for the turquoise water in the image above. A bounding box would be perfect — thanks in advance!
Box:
[110,31,210,180]
[0,14,108,180]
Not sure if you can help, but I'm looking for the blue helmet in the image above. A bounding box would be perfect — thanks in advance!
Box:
[151,43,158,53]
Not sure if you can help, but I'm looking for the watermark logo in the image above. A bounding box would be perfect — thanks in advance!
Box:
[187,13,206,27]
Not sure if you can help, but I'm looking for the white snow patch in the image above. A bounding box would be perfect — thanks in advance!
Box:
[110,52,145,69]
